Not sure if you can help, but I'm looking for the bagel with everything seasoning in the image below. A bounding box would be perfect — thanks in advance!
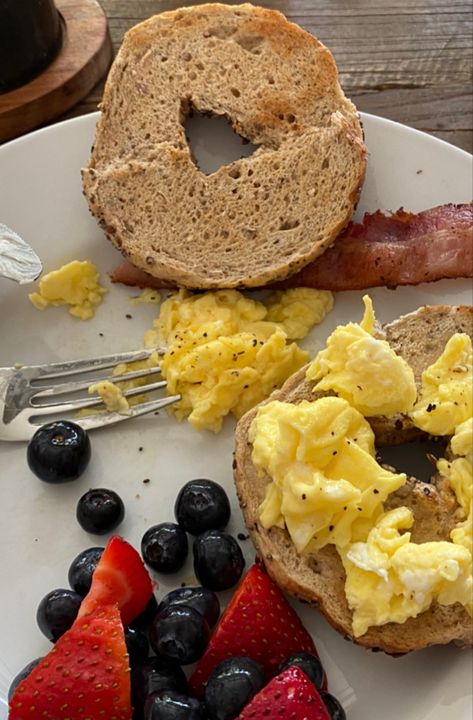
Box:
[234,305,473,654]
[82,3,366,289]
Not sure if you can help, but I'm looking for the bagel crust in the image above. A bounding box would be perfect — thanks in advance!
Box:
[234,305,473,653]
[82,3,366,289]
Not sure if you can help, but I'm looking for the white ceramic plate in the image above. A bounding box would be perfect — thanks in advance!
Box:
[0,112,472,719]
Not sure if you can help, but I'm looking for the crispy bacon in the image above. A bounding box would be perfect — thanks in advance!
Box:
[109,202,473,292]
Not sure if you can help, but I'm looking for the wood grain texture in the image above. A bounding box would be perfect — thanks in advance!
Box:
[58,1,473,153]
[0,0,112,143]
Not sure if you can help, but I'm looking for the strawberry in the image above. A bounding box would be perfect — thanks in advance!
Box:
[9,536,153,720]
[236,666,331,720]
[79,535,154,626]
[9,602,131,720]
[189,563,319,696]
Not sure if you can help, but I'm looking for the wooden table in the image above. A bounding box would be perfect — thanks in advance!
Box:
[60,0,473,154]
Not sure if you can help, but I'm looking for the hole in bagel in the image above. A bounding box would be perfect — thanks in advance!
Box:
[376,437,448,484]
[184,105,259,175]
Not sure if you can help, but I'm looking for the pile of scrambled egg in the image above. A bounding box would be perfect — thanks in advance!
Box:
[250,296,473,636]
[29,260,107,320]
[83,286,333,430]
[142,288,333,432]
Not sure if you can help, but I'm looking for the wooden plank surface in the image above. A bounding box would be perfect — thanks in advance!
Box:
[50,1,473,153]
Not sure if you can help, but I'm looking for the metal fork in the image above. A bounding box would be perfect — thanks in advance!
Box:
[0,349,180,441]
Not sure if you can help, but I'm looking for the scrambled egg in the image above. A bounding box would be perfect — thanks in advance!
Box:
[306,295,417,417]
[252,296,473,636]
[251,396,406,553]
[29,260,107,320]
[410,333,472,435]
[340,507,472,636]
[142,288,333,432]
[88,380,130,414]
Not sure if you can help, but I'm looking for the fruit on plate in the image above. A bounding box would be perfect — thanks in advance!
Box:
[204,656,266,720]
[157,586,220,629]
[79,534,153,626]
[36,587,82,641]
[149,604,211,665]
[189,563,320,696]
[27,419,91,483]
[141,521,189,573]
[76,487,125,534]
[175,478,231,534]
[193,529,245,591]
[9,536,153,720]
[235,665,330,720]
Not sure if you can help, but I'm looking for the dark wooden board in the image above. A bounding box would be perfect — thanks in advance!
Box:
[0,0,112,143]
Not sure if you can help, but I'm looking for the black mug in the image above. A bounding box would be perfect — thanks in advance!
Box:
[0,0,63,93]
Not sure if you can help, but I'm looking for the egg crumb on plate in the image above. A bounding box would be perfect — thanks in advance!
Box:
[28,260,107,320]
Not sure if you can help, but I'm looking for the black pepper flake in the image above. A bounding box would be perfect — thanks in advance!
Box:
[237,351,245,355]
[426,403,436,413]
[125,313,132,319]
[138,446,143,452]
[329,525,334,532]
[237,533,249,541]
[252,339,258,347]
[243,384,249,389]
[99,332,104,337]
[332,450,338,456]
[357,385,362,390]
[203,332,208,338]
[143,478,150,484]
[343,506,347,511]
[331,431,335,436]
[423,487,431,496]
[302,494,307,500]
[373,488,379,494]
[357,507,362,511]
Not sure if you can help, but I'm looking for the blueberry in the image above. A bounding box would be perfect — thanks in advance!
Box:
[158,586,220,629]
[125,625,149,668]
[278,651,326,691]
[27,420,91,483]
[193,530,245,591]
[131,594,159,632]
[131,656,187,715]
[149,605,210,665]
[204,657,265,720]
[76,487,125,534]
[144,690,206,720]
[36,588,82,642]
[68,546,104,596]
[141,523,188,573]
[175,479,230,535]
[8,658,43,701]
[321,691,346,720]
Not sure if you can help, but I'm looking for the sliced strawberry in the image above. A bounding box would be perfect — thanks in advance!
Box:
[9,602,131,720]
[79,535,153,626]
[189,563,319,696]
[236,666,331,720]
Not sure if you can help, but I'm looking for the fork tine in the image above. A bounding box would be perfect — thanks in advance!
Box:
[32,366,162,399]
[30,349,162,379]
[30,380,168,413]
[68,395,181,432]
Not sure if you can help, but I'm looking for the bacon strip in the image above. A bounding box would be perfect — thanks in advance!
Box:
[109,202,473,292]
